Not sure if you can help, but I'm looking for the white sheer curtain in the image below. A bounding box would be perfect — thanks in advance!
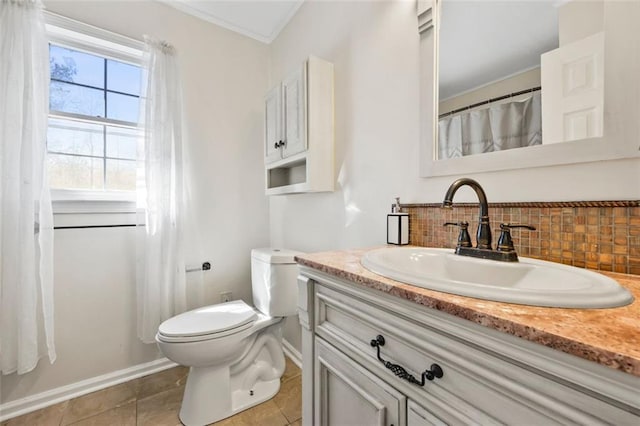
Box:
[0,0,55,374]
[136,37,187,344]
[438,92,542,158]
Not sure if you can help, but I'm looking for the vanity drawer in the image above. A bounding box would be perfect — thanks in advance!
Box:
[314,283,638,425]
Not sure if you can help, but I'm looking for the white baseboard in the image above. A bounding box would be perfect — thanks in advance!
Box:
[0,357,177,422]
[282,338,302,369]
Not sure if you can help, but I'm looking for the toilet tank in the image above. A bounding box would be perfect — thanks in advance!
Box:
[251,248,303,317]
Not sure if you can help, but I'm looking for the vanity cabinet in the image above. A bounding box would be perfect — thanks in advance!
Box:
[264,56,334,195]
[316,338,405,426]
[297,267,640,425]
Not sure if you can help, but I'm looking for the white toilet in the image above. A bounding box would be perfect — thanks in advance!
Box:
[156,248,301,426]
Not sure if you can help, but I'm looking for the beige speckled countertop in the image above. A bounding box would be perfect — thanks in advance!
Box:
[295,246,640,377]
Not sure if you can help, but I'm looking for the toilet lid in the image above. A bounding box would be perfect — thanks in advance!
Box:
[158,300,257,338]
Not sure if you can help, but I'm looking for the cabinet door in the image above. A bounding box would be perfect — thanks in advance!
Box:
[264,85,282,164]
[282,65,307,158]
[315,338,405,426]
[407,401,446,426]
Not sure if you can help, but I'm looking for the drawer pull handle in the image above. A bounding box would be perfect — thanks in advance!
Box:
[370,335,443,386]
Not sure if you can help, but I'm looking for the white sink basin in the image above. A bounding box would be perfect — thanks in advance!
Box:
[361,247,633,308]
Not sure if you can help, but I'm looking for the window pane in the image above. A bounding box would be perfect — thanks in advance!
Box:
[49,45,105,88]
[107,60,141,95]
[107,92,139,123]
[50,81,105,117]
[106,159,136,191]
[48,118,103,157]
[48,154,104,190]
[106,126,138,160]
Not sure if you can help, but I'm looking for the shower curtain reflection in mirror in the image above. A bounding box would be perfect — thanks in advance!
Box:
[438,92,542,159]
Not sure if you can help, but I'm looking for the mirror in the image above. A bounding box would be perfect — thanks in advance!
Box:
[438,1,553,159]
[437,0,606,159]
[418,0,640,177]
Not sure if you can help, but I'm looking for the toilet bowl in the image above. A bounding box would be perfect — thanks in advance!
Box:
[155,248,301,426]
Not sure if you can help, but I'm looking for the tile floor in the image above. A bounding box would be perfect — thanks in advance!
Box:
[2,357,302,426]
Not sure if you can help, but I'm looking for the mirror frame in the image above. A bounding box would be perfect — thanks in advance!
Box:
[418,0,640,178]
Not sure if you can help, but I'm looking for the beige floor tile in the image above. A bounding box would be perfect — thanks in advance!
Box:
[2,360,300,426]
[3,401,69,426]
[281,357,301,384]
[133,366,189,400]
[67,401,135,426]
[61,382,137,425]
[136,387,184,426]
[211,400,288,426]
[288,419,302,426]
[273,375,301,424]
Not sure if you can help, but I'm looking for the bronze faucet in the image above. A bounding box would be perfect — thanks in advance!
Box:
[442,178,492,249]
[442,178,534,262]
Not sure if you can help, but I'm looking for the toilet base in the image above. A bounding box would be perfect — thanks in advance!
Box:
[178,367,281,425]
[176,325,286,426]
[231,378,281,416]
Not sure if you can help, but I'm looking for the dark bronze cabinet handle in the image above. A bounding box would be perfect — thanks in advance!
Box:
[370,335,443,387]
[273,140,285,149]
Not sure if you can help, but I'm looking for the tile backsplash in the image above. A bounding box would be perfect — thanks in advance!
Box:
[404,201,640,275]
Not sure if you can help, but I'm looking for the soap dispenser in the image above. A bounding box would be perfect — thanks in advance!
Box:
[387,197,409,245]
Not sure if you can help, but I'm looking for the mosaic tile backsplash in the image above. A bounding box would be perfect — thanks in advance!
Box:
[404,201,640,275]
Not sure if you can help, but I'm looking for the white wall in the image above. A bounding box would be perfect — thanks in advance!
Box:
[269,0,422,251]
[268,1,640,351]
[1,0,270,404]
[559,0,603,45]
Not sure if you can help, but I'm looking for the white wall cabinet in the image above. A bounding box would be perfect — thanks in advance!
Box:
[281,67,307,158]
[265,67,306,163]
[264,56,334,195]
[298,267,640,425]
[264,85,283,164]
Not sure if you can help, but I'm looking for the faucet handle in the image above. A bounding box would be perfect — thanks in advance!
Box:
[443,221,472,248]
[497,223,536,252]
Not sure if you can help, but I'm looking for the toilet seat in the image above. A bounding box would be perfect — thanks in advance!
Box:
[157,300,258,343]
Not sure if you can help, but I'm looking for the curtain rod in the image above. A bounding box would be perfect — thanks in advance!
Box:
[439,86,541,119]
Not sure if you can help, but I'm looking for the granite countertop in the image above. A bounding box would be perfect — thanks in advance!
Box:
[295,246,640,377]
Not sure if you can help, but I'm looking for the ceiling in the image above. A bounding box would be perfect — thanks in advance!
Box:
[158,1,558,94]
[158,0,304,44]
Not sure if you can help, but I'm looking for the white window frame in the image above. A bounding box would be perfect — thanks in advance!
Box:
[45,12,144,213]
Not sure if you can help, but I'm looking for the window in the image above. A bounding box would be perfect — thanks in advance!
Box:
[45,15,144,201]
[48,44,141,192]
